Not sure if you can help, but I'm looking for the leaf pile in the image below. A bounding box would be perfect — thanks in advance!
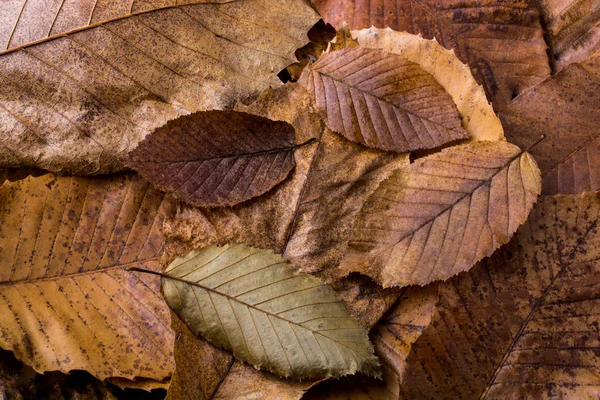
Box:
[1,1,599,399]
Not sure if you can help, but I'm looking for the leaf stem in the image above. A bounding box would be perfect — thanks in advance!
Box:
[524,134,546,153]
[125,266,167,277]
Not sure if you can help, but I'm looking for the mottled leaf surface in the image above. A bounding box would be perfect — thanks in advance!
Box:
[125,110,303,208]
[391,193,600,399]
[0,174,175,381]
[159,244,380,379]
[340,141,541,287]
[299,46,469,152]
[0,0,319,174]
[312,0,551,107]
[502,52,600,195]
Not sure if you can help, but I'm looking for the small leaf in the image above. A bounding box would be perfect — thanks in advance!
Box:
[299,46,469,152]
[339,141,542,287]
[151,243,380,379]
[124,110,312,208]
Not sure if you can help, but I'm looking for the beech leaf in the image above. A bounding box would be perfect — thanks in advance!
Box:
[146,243,380,379]
[339,141,542,287]
[389,193,600,399]
[0,173,175,381]
[124,110,312,208]
[298,46,469,152]
[0,0,319,174]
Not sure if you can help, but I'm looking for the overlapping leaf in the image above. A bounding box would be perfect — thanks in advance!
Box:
[502,51,600,195]
[124,110,307,207]
[157,243,380,379]
[339,141,541,287]
[312,0,551,107]
[351,28,504,142]
[299,46,469,152]
[0,173,175,381]
[388,193,600,399]
[0,0,319,174]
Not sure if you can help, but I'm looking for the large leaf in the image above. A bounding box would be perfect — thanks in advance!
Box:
[502,51,600,195]
[298,45,469,152]
[312,0,551,107]
[0,173,175,381]
[339,141,542,287]
[151,243,380,379]
[0,0,319,174]
[165,85,408,285]
[124,110,309,208]
[350,28,504,142]
[387,193,600,399]
[539,0,600,71]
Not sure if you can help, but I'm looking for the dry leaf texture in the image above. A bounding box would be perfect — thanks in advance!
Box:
[502,52,600,195]
[351,28,504,142]
[393,193,600,399]
[299,46,469,152]
[0,173,175,381]
[0,0,319,174]
[125,110,304,207]
[312,0,551,107]
[340,141,542,287]
[159,244,380,379]
[539,0,600,71]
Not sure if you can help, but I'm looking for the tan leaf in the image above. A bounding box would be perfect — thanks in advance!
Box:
[350,28,504,142]
[0,1,319,174]
[339,141,542,288]
[539,0,600,71]
[389,193,600,399]
[502,52,600,195]
[312,0,551,107]
[298,46,469,152]
[124,110,311,208]
[304,284,439,399]
[165,84,408,287]
[0,173,175,381]
[152,243,380,379]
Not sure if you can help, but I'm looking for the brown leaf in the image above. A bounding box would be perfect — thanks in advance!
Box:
[298,46,469,152]
[284,20,337,82]
[0,1,319,174]
[502,52,600,195]
[339,141,542,288]
[350,28,504,143]
[0,173,175,382]
[312,0,551,107]
[124,110,308,208]
[539,0,600,71]
[304,284,439,399]
[165,84,408,290]
[386,193,600,399]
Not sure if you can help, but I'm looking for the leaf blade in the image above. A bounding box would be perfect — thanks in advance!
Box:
[160,243,380,379]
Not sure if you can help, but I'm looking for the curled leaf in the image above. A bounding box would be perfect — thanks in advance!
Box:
[340,141,542,287]
[125,110,311,208]
[152,243,380,379]
[299,46,469,152]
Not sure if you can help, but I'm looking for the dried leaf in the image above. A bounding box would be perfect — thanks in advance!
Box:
[304,284,439,399]
[312,0,551,107]
[165,85,408,288]
[0,173,175,381]
[298,46,469,152]
[502,52,600,195]
[0,1,319,174]
[155,243,380,379]
[391,193,600,399]
[124,110,308,208]
[350,28,504,142]
[539,0,600,71]
[339,141,542,287]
